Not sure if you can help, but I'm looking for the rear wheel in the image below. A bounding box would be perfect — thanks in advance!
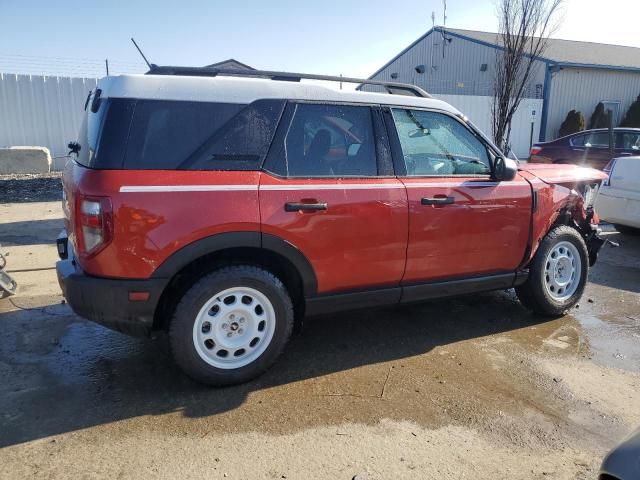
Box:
[169,266,294,386]
[516,225,589,316]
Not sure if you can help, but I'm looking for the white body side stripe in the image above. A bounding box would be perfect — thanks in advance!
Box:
[403,181,530,188]
[119,185,258,192]
[259,183,404,191]
[119,181,530,193]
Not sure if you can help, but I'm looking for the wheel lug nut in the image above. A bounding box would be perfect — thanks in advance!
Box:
[227,332,233,338]
[222,323,228,329]
[238,328,244,334]
[230,314,235,320]
[239,318,245,323]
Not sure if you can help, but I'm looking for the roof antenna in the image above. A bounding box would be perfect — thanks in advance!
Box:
[131,37,153,70]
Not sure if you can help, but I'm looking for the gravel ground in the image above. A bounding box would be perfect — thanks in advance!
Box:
[0,173,63,204]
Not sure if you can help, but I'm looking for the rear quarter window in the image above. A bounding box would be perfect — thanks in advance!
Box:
[75,97,284,170]
[125,99,284,170]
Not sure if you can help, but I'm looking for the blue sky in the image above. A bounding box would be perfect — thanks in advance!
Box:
[1,0,639,78]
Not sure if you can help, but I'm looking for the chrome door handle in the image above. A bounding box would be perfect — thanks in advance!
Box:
[421,196,455,206]
[284,202,328,212]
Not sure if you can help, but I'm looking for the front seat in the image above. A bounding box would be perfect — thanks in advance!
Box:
[303,129,332,176]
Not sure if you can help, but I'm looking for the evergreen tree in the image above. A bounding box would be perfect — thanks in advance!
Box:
[621,95,640,127]
[559,110,585,137]
[589,102,609,129]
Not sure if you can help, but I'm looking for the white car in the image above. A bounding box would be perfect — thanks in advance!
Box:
[596,156,640,233]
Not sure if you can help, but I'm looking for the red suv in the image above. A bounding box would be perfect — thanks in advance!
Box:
[57,67,608,385]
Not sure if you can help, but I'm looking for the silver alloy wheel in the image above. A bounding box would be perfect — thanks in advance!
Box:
[543,241,582,301]
[192,286,276,369]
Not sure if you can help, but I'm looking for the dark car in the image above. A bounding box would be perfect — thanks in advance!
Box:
[529,128,640,170]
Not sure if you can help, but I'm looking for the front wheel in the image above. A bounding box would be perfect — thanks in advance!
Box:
[516,225,589,316]
[169,266,294,386]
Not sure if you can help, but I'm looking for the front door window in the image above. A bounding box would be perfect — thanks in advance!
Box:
[391,109,491,176]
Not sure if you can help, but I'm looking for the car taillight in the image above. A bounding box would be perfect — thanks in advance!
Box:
[76,195,113,256]
[530,146,542,156]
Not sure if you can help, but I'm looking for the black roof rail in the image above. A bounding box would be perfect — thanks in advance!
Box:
[145,65,431,98]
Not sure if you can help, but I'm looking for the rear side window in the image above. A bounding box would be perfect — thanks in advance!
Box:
[74,97,284,170]
[282,103,377,177]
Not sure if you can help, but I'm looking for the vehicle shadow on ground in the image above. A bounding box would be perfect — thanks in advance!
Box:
[0,219,63,246]
[0,176,62,204]
[0,289,549,447]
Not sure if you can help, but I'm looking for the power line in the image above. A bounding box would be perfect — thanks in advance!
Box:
[0,53,147,77]
[0,52,144,67]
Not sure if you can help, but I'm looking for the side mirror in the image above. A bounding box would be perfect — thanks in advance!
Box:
[493,157,518,181]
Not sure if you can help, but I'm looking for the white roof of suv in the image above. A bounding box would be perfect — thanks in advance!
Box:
[98,74,460,114]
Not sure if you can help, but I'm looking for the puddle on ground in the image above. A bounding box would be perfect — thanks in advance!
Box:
[573,312,640,373]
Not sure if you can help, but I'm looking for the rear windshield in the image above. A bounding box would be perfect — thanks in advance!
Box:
[73,95,284,170]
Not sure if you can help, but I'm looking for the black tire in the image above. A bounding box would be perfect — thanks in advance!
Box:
[613,224,640,235]
[516,225,589,317]
[169,265,294,386]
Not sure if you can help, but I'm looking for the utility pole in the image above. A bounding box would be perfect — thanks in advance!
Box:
[105,59,109,76]
[442,0,448,58]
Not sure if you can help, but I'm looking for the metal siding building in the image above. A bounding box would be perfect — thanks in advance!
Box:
[546,67,640,138]
[367,28,546,98]
[367,27,640,143]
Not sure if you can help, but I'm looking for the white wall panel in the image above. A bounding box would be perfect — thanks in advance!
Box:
[0,73,97,170]
[437,94,543,159]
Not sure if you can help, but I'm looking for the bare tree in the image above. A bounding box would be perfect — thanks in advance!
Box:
[492,0,563,154]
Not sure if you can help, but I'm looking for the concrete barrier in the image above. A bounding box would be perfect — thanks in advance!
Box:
[0,147,52,174]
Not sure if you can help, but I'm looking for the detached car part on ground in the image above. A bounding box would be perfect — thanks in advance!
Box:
[0,248,17,297]
[57,69,610,386]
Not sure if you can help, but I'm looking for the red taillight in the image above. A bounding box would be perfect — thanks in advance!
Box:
[75,195,113,257]
[530,146,542,156]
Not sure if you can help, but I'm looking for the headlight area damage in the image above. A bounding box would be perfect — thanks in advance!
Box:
[518,163,617,268]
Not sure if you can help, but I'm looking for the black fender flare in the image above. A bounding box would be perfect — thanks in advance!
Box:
[151,231,318,297]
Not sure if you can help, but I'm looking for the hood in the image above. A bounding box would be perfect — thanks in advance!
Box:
[518,163,608,185]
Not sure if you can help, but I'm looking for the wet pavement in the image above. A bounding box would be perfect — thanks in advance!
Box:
[0,201,639,479]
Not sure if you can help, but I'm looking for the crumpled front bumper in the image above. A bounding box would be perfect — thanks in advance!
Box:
[584,226,616,267]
